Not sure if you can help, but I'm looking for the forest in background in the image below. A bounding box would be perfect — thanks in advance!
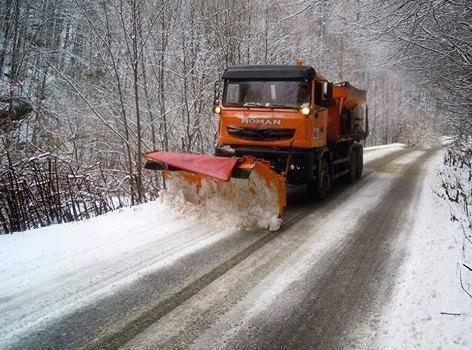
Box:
[0,0,470,234]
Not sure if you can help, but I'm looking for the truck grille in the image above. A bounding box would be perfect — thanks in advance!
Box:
[227,126,295,141]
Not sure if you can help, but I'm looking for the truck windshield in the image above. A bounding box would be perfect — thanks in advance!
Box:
[223,80,310,109]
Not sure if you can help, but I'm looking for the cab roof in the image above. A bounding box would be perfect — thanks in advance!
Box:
[222,65,316,80]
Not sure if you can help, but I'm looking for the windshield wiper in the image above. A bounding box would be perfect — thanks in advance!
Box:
[268,104,295,109]
[243,102,264,108]
[241,102,298,109]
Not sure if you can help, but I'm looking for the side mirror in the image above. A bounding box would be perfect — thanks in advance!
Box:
[321,82,333,107]
[315,81,333,107]
[326,82,333,100]
[213,80,221,106]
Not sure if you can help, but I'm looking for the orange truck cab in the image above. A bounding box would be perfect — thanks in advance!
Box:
[213,64,368,196]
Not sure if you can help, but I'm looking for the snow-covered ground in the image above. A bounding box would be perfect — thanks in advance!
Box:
[0,202,239,344]
[364,143,406,152]
[2,143,471,347]
[0,143,404,345]
[376,150,472,347]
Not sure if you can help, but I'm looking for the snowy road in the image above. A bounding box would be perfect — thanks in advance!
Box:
[1,145,446,349]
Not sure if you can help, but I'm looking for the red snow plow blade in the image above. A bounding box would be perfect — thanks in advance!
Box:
[144,151,286,230]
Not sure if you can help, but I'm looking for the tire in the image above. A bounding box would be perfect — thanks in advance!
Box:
[355,147,363,179]
[308,157,331,199]
[346,149,357,182]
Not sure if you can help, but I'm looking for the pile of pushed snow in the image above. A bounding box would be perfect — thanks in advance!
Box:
[161,171,282,231]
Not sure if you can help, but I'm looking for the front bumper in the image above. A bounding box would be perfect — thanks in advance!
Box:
[215,145,314,184]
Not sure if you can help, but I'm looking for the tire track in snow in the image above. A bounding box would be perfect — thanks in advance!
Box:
[92,148,414,349]
[222,149,437,349]
[146,148,423,349]
[5,147,412,349]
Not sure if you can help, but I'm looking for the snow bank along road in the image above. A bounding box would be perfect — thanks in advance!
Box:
[1,145,441,349]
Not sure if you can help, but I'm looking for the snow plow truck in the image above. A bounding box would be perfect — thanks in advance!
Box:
[145,64,368,230]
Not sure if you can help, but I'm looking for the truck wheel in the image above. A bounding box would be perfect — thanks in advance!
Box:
[355,147,363,179]
[308,158,331,199]
[346,150,357,182]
